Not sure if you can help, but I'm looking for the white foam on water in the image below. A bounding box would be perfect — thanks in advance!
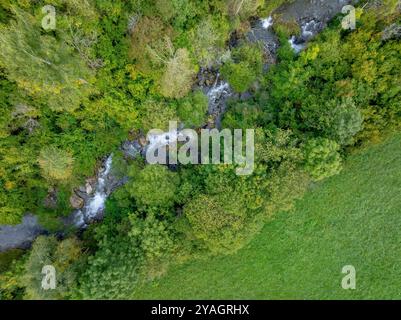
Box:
[72,210,86,228]
[207,79,231,106]
[146,130,187,154]
[261,16,273,29]
[288,36,305,53]
[301,20,320,39]
[85,155,113,220]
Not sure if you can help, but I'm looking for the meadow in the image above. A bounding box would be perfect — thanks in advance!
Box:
[134,134,401,299]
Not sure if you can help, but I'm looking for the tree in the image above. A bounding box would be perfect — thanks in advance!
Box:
[222,101,263,129]
[140,100,179,132]
[0,9,91,111]
[129,213,175,261]
[184,189,262,255]
[221,43,263,93]
[304,138,342,181]
[177,90,208,128]
[227,0,265,20]
[327,99,364,145]
[190,18,229,67]
[129,16,173,74]
[159,47,196,98]
[22,236,81,300]
[129,212,177,279]
[78,225,140,299]
[0,250,25,300]
[127,164,180,208]
[38,146,74,183]
[255,128,304,168]
[134,33,196,98]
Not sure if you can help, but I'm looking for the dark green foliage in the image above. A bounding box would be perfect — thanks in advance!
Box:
[222,101,264,129]
[127,164,180,209]
[184,189,263,255]
[78,221,141,299]
[221,43,264,93]
[177,90,209,128]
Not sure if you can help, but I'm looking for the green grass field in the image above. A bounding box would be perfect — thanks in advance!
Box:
[133,134,401,300]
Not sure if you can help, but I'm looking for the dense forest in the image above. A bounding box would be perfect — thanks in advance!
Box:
[0,0,400,299]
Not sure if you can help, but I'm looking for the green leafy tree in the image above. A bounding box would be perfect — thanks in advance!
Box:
[129,16,173,74]
[177,90,208,128]
[190,17,229,67]
[127,164,180,208]
[0,8,91,111]
[327,99,364,145]
[304,138,342,181]
[184,189,262,255]
[78,224,140,299]
[222,101,263,129]
[221,43,263,93]
[129,211,178,280]
[38,146,74,183]
[140,100,179,132]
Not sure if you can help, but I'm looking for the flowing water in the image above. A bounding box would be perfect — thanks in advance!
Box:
[206,74,232,128]
[70,155,114,228]
[261,16,274,29]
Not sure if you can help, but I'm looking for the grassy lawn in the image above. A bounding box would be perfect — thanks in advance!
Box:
[133,134,401,300]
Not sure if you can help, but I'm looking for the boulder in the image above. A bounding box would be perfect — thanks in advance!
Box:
[70,193,84,209]
[85,177,96,195]
[85,182,94,195]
